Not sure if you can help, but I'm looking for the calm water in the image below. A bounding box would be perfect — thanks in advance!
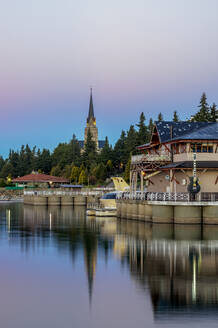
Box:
[1,203,218,327]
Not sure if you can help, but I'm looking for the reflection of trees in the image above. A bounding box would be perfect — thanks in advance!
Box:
[2,203,114,306]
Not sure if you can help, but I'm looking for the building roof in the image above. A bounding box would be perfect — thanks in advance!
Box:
[87,88,95,122]
[12,173,69,183]
[156,121,218,143]
[60,184,82,188]
[78,140,105,149]
[160,161,218,170]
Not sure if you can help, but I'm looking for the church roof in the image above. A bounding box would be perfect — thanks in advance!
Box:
[87,88,95,122]
[78,140,105,149]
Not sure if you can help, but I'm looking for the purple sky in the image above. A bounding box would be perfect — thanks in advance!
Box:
[1,0,218,157]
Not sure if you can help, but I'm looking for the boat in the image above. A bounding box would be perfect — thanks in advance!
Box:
[86,177,129,217]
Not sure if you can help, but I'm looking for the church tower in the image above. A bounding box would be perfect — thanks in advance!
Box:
[84,88,99,150]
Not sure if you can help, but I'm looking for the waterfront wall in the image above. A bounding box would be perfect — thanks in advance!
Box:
[116,199,218,224]
[24,194,100,207]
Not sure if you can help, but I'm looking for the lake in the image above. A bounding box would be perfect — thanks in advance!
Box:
[0,202,218,328]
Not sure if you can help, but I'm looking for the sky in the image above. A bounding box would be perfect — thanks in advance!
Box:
[1,0,218,157]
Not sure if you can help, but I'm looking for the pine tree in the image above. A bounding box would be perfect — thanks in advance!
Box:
[173,111,179,122]
[192,92,211,121]
[148,118,154,139]
[82,129,97,169]
[210,103,217,122]
[158,113,163,121]
[136,112,149,145]
[98,137,112,164]
[113,130,126,170]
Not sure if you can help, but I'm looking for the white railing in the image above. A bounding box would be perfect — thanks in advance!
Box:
[24,190,105,197]
[117,191,218,202]
[131,154,171,164]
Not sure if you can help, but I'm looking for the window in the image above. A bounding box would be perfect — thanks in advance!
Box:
[190,143,214,153]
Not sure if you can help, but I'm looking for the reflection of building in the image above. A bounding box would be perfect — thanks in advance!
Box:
[79,89,105,151]
[119,235,218,319]
[131,121,218,193]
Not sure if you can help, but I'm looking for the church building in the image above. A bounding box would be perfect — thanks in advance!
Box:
[79,89,105,151]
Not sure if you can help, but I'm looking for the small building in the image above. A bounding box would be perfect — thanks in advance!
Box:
[12,172,69,188]
[131,121,218,194]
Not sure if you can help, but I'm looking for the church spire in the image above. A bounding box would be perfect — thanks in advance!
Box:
[87,88,95,123]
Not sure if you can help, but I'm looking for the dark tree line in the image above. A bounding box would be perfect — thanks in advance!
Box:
[0,92,217,185]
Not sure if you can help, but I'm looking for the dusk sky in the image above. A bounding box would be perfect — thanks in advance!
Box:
[1,0,218,157]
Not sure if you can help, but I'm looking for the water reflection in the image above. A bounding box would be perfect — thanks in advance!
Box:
[0,203,218,326]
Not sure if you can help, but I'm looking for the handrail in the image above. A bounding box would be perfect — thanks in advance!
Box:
[116,191,218,202]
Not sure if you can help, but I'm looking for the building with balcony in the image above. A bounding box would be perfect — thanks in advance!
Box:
[131,121,218,193]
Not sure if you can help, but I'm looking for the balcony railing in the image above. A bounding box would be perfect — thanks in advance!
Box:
[117,191,218,202]
[131,153,171,164]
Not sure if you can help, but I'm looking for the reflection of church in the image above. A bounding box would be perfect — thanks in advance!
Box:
[79,89,105,151]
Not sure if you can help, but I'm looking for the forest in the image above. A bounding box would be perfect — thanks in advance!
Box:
[0,92,217,186]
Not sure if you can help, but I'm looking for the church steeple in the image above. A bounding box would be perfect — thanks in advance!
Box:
[87,88,95,123]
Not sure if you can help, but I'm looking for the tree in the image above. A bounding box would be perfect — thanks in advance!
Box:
[113,130,126,170]
[125,125,137,162]
[71,166,80,183]
[95,163,107,183]
[50,165,62,176]
[79,169,88,185]
[82,129,97,169]
[192,92,211,122]
[98,137,113,164]
[62,164,72,179]
[148,118,154,139]
[173,111,179,122]
[158,113,163,121]
[210,103,217,122]
[0,162,14,178]
[124,159,131,182]
[69,134,81,166]
[106,160,113,173]
[38,149,52,174]
[136,112,149,145]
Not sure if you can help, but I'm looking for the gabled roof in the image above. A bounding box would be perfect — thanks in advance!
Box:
[155,121,218,143]
[12,173,69,183]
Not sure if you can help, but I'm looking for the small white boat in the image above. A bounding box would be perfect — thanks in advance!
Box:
[86,177,129,218]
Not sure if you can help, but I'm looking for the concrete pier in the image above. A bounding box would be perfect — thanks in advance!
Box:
[48,195,61,206]
[24,193,100,207]
[116,199,218,224]
[203,206,218,224]
[174,205,202,224]
[152,205,174,224]
[74,195,87,206]
[61,196,74,206]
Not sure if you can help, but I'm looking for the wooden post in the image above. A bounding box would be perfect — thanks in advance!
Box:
[170,169,173,193]
[130,170,133,192]
[134,172,138,192]
[140,171,144,192]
